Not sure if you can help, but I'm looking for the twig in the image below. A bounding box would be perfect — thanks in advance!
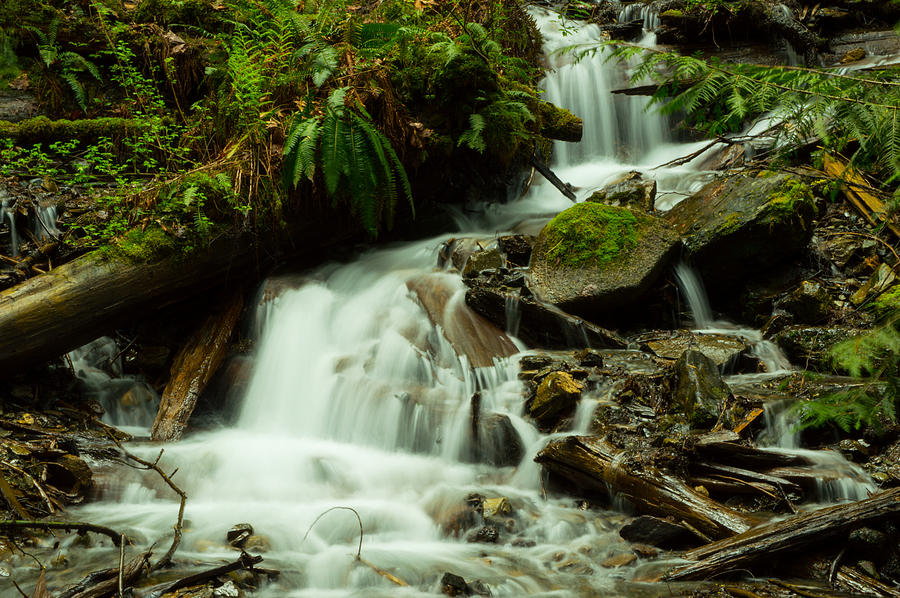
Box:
[105,433,186,572]
[11,579,29,598]
[0,520,124,546]
[117,534,126,598]
[828,545,846,586]
[158,552,263,595]
[770,579,833,598]
[0,460,58,514]
[302,506,364,560]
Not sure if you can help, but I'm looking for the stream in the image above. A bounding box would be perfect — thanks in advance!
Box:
[11,8,878,598]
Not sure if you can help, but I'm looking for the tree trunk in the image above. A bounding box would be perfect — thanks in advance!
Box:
[665,487,900,581]
[151,290,245,441]
[535,436,757,539]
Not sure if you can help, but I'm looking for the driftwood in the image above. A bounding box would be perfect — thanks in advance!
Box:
[0,237,254,372]
[530,155,576,201]
[151,291,245,441]
[59,550,151,598]
[0,520,124,546]
[535,436,757,539]
[159,552,264,595]
[664,487,900,581]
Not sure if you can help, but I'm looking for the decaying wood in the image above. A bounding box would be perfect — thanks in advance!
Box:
[159,552,264,595]
[664,487,900,581]
[62,550,151,598]
[151,291,245,441]
[835,565,900,598]
[0,520,124,546]
[530,155,576,201]
[535,436,757,539]
[0,238,254,372]
[823,154,900,239]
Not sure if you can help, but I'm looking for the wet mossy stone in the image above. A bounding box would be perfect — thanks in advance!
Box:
[528,203,679,317]
[673,349,731,429]
[663,172,818,286]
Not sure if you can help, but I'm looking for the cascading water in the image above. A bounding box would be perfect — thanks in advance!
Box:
[0,194,19,257]
[20,7,879,596]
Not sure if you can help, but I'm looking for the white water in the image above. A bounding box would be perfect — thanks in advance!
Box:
[0,194,19,257]
[16,7,876,596]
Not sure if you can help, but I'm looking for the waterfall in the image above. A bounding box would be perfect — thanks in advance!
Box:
[1,195,19,257]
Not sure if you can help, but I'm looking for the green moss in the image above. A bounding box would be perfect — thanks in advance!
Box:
[716,212,743,235]
[537,101,582,142]
[869,285,900,318]
[660,9,684,17]
[762,178,817,224]
[111,227,181,262]
[543,203,646,269]
[0,116,162,144]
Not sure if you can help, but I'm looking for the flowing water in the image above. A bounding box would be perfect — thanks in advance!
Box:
[10,8,879,597]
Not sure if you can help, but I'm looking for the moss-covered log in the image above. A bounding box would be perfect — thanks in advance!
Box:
[0,238,255,372]
[538,101,583,142]
[0,116,165,144]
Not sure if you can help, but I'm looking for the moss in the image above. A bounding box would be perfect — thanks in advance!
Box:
[111,226,181,262]
[538,101,582,142]
[660,9,684,17]
[762,178,818,224]
[716,212,743,235]
[869,285,900,318]
[0,116,163,144]
[542,203,647,269]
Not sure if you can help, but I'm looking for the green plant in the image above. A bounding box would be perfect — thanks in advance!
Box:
[27,18,101,111]
[283,87,413,237]
[796,320,900,434]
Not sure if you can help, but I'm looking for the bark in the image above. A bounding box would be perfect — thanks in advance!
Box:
[530,156,576,201]
[151,290,245,441]
[0,237,255,372]
[665,487,900,581]
[60,550,151,598]
[535,436,757,539]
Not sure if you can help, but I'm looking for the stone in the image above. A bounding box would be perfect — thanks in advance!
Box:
[850,263,896,306]
[441,573,469,597]
[840,47,866,64]
[601,553,637,568]
[673,349,731,428]
[777,280,833,324]
[641,331,748,369]
[482,497,512,521]
[774,325,859,371]
[529,203,680,318]
[466,525,500,544]
[530,371,584,429]
[586,171,657,212]
[619,515,698,549]
[226,523,253,548]
[497,235,533,267]
[243,534,270,553]
[631,544,659,558]
[664,172,818,289]
[474,414,525,467]
[462,248,504,278]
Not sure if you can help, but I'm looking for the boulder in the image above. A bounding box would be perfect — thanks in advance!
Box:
[528,203,680,317]
[473,413,525,467]
[619,515,699,549]
[673,349,731,428]
[774,325,858,371]
[776,280,832,323]
[586,171,657,212]
[462,247,504,278]
[664,172,818,288]
[497,235,533,267]
[464,271,627,350]
[639,331,749,369]
[530,371,584,430]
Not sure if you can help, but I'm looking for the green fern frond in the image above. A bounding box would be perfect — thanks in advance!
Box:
[458,113,487,153]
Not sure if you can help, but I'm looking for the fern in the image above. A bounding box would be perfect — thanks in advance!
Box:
[458,113,487,152]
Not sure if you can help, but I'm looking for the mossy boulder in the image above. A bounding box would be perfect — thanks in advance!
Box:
[530,371,584,430]
[774,325,859,371]
[528,203,680,317]
[664,172,819,287]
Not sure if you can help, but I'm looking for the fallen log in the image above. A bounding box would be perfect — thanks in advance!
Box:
[0,237,256,372]
[664,487,900,581]
[0,520,124,546]
[530,155,576,201]
[535,436,757,539]
[151,291,245,441]
[59,550,151,598]
[159,552,265,595]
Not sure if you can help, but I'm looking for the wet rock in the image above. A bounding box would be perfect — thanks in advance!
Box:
[586,171,657,212]
[848,527,888,560]
[438,238,494,271]
[528,203,680,318]
[696,143,745,171]
[850,263,896,306]
[497,235,533,267]
[639,331,748,369]
[631,544,658,558]
[664,172,818,290]
[243,535,270,553]
[815,233,874,270]
[673,350,731,428]
[473,413,525,467]
[530,371,584,430]
[464,277,627,350]
[462,248,504,278]
[440,572,490,597]
[774,325,858,371]
[45,454,93,494]
[466,525,500,544]
[840,47,866,63]
[619,515,698,549]
[601,553,637,568]
[482,497,512,521]
[776,280,832,324]
[0,89,38,123]
[227,523,253,549]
